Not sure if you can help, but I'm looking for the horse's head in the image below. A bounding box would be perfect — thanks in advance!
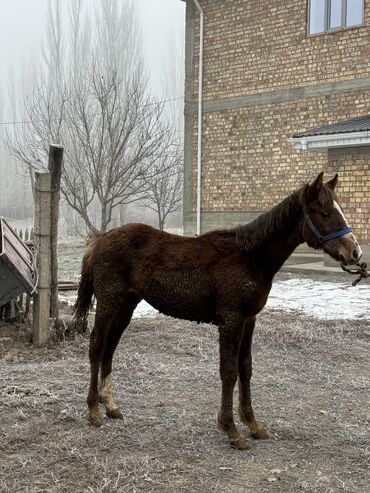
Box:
[301,172,362,266]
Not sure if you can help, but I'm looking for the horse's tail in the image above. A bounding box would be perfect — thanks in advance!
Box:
[74,236,98,330]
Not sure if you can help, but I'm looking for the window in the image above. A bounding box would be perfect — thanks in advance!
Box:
[308,0,364,34]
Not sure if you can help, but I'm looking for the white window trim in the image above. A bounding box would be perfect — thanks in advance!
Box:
[289,131,370,151]
[308,0,365,35]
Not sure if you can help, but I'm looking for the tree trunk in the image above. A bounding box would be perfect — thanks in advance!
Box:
[101,205,108,232]
[28,163,35,201]
[158,213,164,231]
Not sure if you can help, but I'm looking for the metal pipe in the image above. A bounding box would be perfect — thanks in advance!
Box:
[192,0,204,236]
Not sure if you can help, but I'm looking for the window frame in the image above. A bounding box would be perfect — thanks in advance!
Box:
[307,0,365,35]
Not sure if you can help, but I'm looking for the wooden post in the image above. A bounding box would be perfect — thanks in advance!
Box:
[48,144,63,320]
[33,172,52,345]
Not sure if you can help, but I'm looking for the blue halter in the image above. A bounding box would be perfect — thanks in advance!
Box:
[302,203,352,244]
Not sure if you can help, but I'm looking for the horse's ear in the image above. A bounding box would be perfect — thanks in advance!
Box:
[311,172,324,192]
[326,174,338,190]
[306,172,324,202]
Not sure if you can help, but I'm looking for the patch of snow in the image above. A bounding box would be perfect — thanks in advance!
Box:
[165,227,183,236]
[58,236,86,246]
[267,278,370,320]
[133,300,157,318]
[59,294,77,307]
[59,294,157,319]
[60,278,369,322]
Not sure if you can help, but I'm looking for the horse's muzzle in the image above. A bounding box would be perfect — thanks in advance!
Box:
[338,242,362,266]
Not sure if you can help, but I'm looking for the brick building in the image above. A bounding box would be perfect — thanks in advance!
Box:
[182,0,370,248]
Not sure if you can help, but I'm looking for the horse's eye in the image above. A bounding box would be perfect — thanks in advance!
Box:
[321,211,329,218]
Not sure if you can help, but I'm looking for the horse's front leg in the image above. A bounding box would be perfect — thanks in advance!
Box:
[238,316,269,439]
[217,314,249,450]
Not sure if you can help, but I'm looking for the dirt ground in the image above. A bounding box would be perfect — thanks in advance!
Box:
[0,304,369,492]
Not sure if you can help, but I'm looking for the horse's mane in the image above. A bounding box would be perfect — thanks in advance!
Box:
[235,183,335,252]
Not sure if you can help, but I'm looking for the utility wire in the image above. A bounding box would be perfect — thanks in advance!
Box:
[0,120,30,126]
[0,96,185,126]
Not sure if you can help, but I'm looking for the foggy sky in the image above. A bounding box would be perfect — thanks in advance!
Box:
[0,0,185,118]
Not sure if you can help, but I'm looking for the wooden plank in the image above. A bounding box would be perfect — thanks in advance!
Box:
[58,281,79,291]
[48,144,63,320]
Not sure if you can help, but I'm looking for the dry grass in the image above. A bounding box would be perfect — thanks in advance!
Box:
[0,307,369,492]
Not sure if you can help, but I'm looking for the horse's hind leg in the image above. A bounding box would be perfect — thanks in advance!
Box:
[99,293,140,419]
[217,315,248,450]
[238,316,269,439]
[87,298,121,427]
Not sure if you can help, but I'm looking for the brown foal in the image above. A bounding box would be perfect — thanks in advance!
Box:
[74,173,361,449]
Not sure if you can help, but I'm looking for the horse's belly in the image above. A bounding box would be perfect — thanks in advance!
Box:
[138,274,215,323]
[150,300,214,323]
[144,292,215,323]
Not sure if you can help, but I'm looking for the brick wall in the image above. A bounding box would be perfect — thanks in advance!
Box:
[192,88,370,210]
[328,147,370,242]
[193,0,370,99]
[185,0,370,242]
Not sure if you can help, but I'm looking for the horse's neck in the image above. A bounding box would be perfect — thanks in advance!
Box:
[256,230,303,277]
[251,199,304,277]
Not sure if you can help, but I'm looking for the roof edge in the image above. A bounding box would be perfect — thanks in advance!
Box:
[292,115,370,139]
[289,130,370,151]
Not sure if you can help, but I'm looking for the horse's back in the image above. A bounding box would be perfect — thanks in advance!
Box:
[89,224,222,322]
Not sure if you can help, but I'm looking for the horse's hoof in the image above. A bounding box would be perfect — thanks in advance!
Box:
[230,435,250,450]
[251,427,269,440]
[89,414,103,427]
[106,408,123,419]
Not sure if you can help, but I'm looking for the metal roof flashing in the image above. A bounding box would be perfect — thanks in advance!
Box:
[290,130,370,151]
[290,115,370,151]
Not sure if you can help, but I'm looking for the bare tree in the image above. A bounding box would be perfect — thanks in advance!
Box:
[139,138,183,230]
[61,54,171,233]
[5,0,171,233]
[139,18,185,231]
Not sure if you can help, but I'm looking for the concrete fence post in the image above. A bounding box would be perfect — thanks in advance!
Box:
[33,172,52,345]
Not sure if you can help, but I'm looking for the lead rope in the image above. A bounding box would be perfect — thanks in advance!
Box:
[340,261,369,287]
